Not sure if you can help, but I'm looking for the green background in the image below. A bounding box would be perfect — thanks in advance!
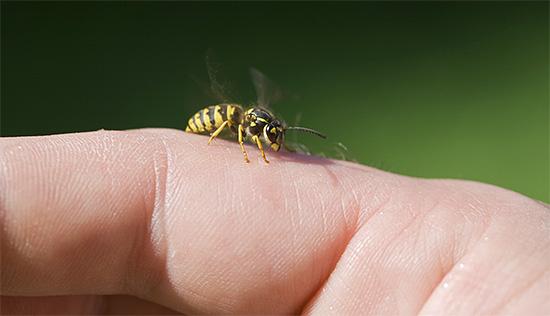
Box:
[2,2,548,202]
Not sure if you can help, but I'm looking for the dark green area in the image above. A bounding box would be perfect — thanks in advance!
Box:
[2,2,548,202]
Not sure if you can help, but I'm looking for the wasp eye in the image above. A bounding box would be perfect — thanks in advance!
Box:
[266,126,278,144]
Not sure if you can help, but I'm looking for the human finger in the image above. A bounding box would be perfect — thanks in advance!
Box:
[2,129,547,315]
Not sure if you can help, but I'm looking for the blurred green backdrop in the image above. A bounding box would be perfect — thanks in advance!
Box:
[2,2,548,202]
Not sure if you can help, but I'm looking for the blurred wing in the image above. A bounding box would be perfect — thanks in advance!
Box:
[204,49,244,104]
[250,67,293,109]
[191,73,224,103]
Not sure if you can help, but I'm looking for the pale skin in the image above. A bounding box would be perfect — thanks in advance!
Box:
[1,129,548,315]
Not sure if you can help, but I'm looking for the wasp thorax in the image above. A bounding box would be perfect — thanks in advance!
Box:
[244,108,273,136]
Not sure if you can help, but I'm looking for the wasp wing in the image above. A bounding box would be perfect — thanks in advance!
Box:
[201,49,245,105]
[250,67,294,109]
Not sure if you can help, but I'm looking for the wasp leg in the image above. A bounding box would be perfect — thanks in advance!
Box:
[208,120,229,145]
[283,142,295,153]
[252,135,270,163]
[238,124,251,163]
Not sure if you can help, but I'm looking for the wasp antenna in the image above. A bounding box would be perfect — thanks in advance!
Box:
[286,126,327,139]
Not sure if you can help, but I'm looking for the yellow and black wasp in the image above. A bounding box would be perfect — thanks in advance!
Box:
[185,64,326,163]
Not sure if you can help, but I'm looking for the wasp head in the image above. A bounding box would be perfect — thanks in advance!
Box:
[264,120,286,151]
[264,120,327,152]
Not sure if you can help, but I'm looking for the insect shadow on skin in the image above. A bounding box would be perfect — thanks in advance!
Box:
[185,53,327,164]
[187,125,333,166]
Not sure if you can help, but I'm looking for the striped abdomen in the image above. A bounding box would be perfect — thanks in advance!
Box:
[185,104,244,134]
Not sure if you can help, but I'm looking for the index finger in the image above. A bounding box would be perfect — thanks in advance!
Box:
[3,129,546,315]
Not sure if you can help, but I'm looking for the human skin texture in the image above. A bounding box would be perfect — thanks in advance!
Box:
[1,129,548,315]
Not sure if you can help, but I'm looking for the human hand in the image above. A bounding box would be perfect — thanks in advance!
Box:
[2,129,548,315]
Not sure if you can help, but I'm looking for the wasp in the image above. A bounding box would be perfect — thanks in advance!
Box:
[185,66,326,163]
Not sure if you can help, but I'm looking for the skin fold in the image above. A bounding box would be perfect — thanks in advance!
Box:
[1,129,548,315]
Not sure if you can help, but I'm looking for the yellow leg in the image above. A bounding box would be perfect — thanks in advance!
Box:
[283,142,295,153]
[238,124,250,163]
[252,135,270,163]
[208,120,229,145]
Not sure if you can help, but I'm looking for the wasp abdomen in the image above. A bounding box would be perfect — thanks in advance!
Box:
[185,104,243,133]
